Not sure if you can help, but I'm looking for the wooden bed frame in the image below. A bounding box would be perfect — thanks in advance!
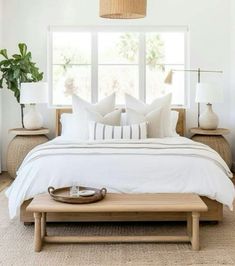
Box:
[20,108,223,223]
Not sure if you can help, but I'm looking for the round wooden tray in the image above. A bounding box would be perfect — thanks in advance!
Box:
[48,186,107,204]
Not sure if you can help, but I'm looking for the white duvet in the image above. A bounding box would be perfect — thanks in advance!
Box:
[6,136,235,218]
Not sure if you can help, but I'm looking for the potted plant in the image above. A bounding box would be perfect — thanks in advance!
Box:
[0,43,43,127]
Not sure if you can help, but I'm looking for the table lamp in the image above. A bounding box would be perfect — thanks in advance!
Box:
[20,82,48,129]
[195,83,223,130]
[164,68,223,127]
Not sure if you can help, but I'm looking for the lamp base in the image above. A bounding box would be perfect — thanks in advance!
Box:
[199,104,219,130]
[23,105,43,130]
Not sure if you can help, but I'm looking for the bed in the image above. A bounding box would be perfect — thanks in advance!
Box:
[7,107,233,223]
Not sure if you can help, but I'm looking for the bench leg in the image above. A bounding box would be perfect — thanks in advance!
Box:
[34,212,42,252]
[187,212,192,237]
[191,212,200,251]
[41,212,47,238]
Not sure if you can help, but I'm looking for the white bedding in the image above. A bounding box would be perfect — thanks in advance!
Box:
[6,136,235,218]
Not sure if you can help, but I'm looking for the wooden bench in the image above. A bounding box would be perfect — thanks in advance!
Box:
[27,193,208,252]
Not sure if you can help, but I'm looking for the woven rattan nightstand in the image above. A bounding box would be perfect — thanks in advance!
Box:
[189,128,232,169]
[7,128,50,179]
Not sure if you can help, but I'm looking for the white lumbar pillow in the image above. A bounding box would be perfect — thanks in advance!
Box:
[126,107,163,138]
[125,93,172,137]
[89,121,148,140]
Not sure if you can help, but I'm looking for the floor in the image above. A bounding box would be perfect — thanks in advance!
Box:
[1,190,235,265]
[1,172,235,266]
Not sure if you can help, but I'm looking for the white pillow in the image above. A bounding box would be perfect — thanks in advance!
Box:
[121,113,127,126]
[125,93,172,137]
[123,110,178,135]
[72,93,116,116]
[60,109,121,141]
[61,110,179,140]
[85,108,122,126]
[60,113,84,140]
[126,107,163,138]
[89,121,148,140]
[66,93,117,140]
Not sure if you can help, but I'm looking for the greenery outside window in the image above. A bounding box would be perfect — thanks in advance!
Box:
[48,26,188,107]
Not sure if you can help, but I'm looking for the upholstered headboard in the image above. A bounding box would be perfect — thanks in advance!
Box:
[55,108,186,137]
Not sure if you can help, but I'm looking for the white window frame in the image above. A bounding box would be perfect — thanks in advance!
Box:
[48,25,189,108]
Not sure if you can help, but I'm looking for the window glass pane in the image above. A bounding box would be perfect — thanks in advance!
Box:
[146,65,185,105]
[53,32,91,64]
[98,32,139,64]
[52,65,91,105]
[50,29,186,106]
[146,32,185,65]
[98,66,139,104]
[146,32,185,105]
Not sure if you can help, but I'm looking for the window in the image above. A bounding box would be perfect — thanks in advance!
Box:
[48,27,188,106]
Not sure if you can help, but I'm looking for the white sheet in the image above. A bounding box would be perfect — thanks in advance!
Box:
[6,137,235,218]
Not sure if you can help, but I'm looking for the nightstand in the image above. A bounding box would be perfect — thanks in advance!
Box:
[7,128,50,179]
[189,128,232,169]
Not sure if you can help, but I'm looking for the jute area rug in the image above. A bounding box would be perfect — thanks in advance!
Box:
[0,190,235,266]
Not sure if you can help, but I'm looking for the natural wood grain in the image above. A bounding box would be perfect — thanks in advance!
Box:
[41,213,47,238]
[21,196,223,223]
[190,128,230,136]
[191,212,200,251]
[9,128,50,136]
[44,235,191,244]
[27,193,208,213]
[172,108,186,136]
[187,212,192,236]
[55,108,186,137]
[29,193,207,251]
[34,212,42,252]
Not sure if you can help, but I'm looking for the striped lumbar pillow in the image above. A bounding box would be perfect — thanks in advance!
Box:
[89,121,148,140]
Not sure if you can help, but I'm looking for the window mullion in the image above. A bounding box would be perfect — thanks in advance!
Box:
[139,33,146,102]
[91,32,98,103]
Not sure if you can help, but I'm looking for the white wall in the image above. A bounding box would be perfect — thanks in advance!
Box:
[0,0,233,169]
[230,0,235,170]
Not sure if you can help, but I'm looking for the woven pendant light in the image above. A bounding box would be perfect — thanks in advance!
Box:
[100,0,147,19]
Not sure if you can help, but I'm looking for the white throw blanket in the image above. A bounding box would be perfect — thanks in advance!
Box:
[6,137,235,218]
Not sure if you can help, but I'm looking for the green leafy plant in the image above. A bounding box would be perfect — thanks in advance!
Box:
[0,43,43,127]
[117,33,165,70]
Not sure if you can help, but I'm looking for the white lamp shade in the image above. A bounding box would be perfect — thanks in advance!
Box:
[20,82,48,104]
[195,83,223,104]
